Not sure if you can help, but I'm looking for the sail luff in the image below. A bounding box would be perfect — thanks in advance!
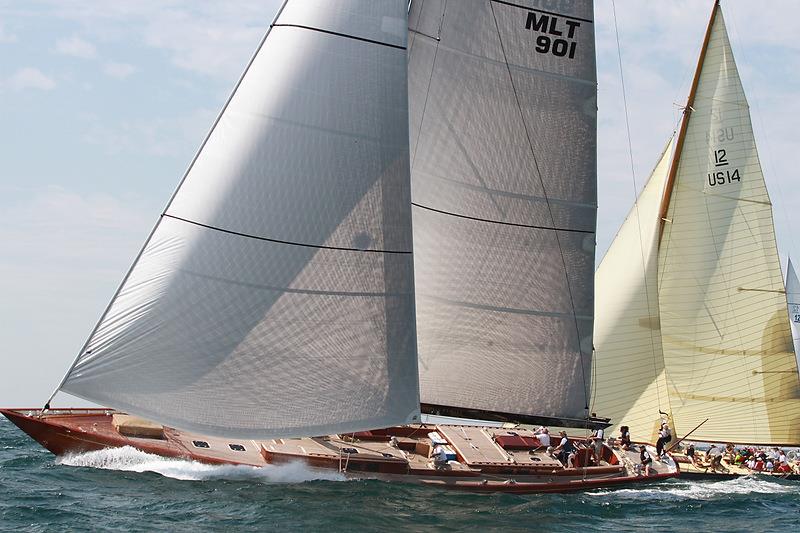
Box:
[658,0,720,242]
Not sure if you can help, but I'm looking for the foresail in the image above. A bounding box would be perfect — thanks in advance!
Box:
[787,258,800,372]
[60,0,420,438]
[592,138,674,444]
[658,9,800,444]
[409,0,597,423]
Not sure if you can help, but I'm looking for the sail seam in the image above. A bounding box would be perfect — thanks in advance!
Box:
[411,202,594,234]
[423,171,596,209]
[490,0,594,24]
[271,24,406,50]
[162,214,412,254]
[419,293,592,320]
[409,29,440,42]
[180,269,408,298]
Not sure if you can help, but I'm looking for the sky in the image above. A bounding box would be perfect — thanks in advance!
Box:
[1,0,799,406]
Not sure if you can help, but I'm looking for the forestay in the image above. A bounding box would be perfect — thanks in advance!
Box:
[409,0,597,423]
[658,9,800,444]
[592,139,674,444]
[59,0,420,438]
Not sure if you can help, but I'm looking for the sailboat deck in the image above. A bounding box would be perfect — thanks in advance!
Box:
[437,426,562,468]
[263,436,407,461]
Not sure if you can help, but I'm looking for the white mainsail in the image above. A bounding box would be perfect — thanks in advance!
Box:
[593,3,800,445]
[410,0,597,423]
[57,0,420,439]
[787,258,800,372]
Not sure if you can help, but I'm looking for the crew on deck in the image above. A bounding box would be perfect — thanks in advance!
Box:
[618,425,631,450]
[655,421,671,459]
[637,445,652,476]
[535,426,551,447]
[553,431,576,467]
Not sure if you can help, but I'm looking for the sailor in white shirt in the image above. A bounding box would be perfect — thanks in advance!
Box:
[535,427,551,447]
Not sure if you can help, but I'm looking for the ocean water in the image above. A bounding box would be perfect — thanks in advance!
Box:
[1,419,799,532]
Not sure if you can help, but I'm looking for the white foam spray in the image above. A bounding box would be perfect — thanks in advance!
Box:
[588,475,800,501]
[56,446,346,483]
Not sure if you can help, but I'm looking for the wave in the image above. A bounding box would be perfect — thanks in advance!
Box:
[588,475,800,501]
[56,446,346,483]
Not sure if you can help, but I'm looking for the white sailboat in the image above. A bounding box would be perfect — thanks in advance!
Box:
[592,0,800,477]
[3,0,677,491]
[786,258,800,372]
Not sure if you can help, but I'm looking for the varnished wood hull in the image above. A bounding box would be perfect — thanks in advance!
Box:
[672,452,800,481]
[1,408,678,494]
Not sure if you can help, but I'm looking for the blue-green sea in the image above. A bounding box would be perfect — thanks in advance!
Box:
[2,418,799,532]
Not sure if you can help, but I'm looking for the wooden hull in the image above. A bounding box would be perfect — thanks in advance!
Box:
[672,452,800,481]
[1,408,678,494]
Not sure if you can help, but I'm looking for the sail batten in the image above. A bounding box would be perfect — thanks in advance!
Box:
[59,0,420,439]
[411,0,597,424]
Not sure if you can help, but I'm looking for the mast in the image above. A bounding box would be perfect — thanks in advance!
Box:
[658,0,720,241]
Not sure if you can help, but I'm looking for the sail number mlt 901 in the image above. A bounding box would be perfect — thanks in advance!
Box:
[524,12,580,59]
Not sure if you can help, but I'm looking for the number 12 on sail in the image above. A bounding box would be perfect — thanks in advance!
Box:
[707,148,741,186]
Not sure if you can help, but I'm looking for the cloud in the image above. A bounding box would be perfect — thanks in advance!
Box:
[103,61,136,79]
[55,35,97,59]
[24,0,278,80]
[141,8,265,79]
[5,67,56,91]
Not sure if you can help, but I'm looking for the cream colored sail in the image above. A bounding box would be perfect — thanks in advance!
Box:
[657,9,800,444]
[592,138,674,444]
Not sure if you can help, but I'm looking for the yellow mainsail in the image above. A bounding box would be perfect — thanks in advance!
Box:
[593,2,800,445]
